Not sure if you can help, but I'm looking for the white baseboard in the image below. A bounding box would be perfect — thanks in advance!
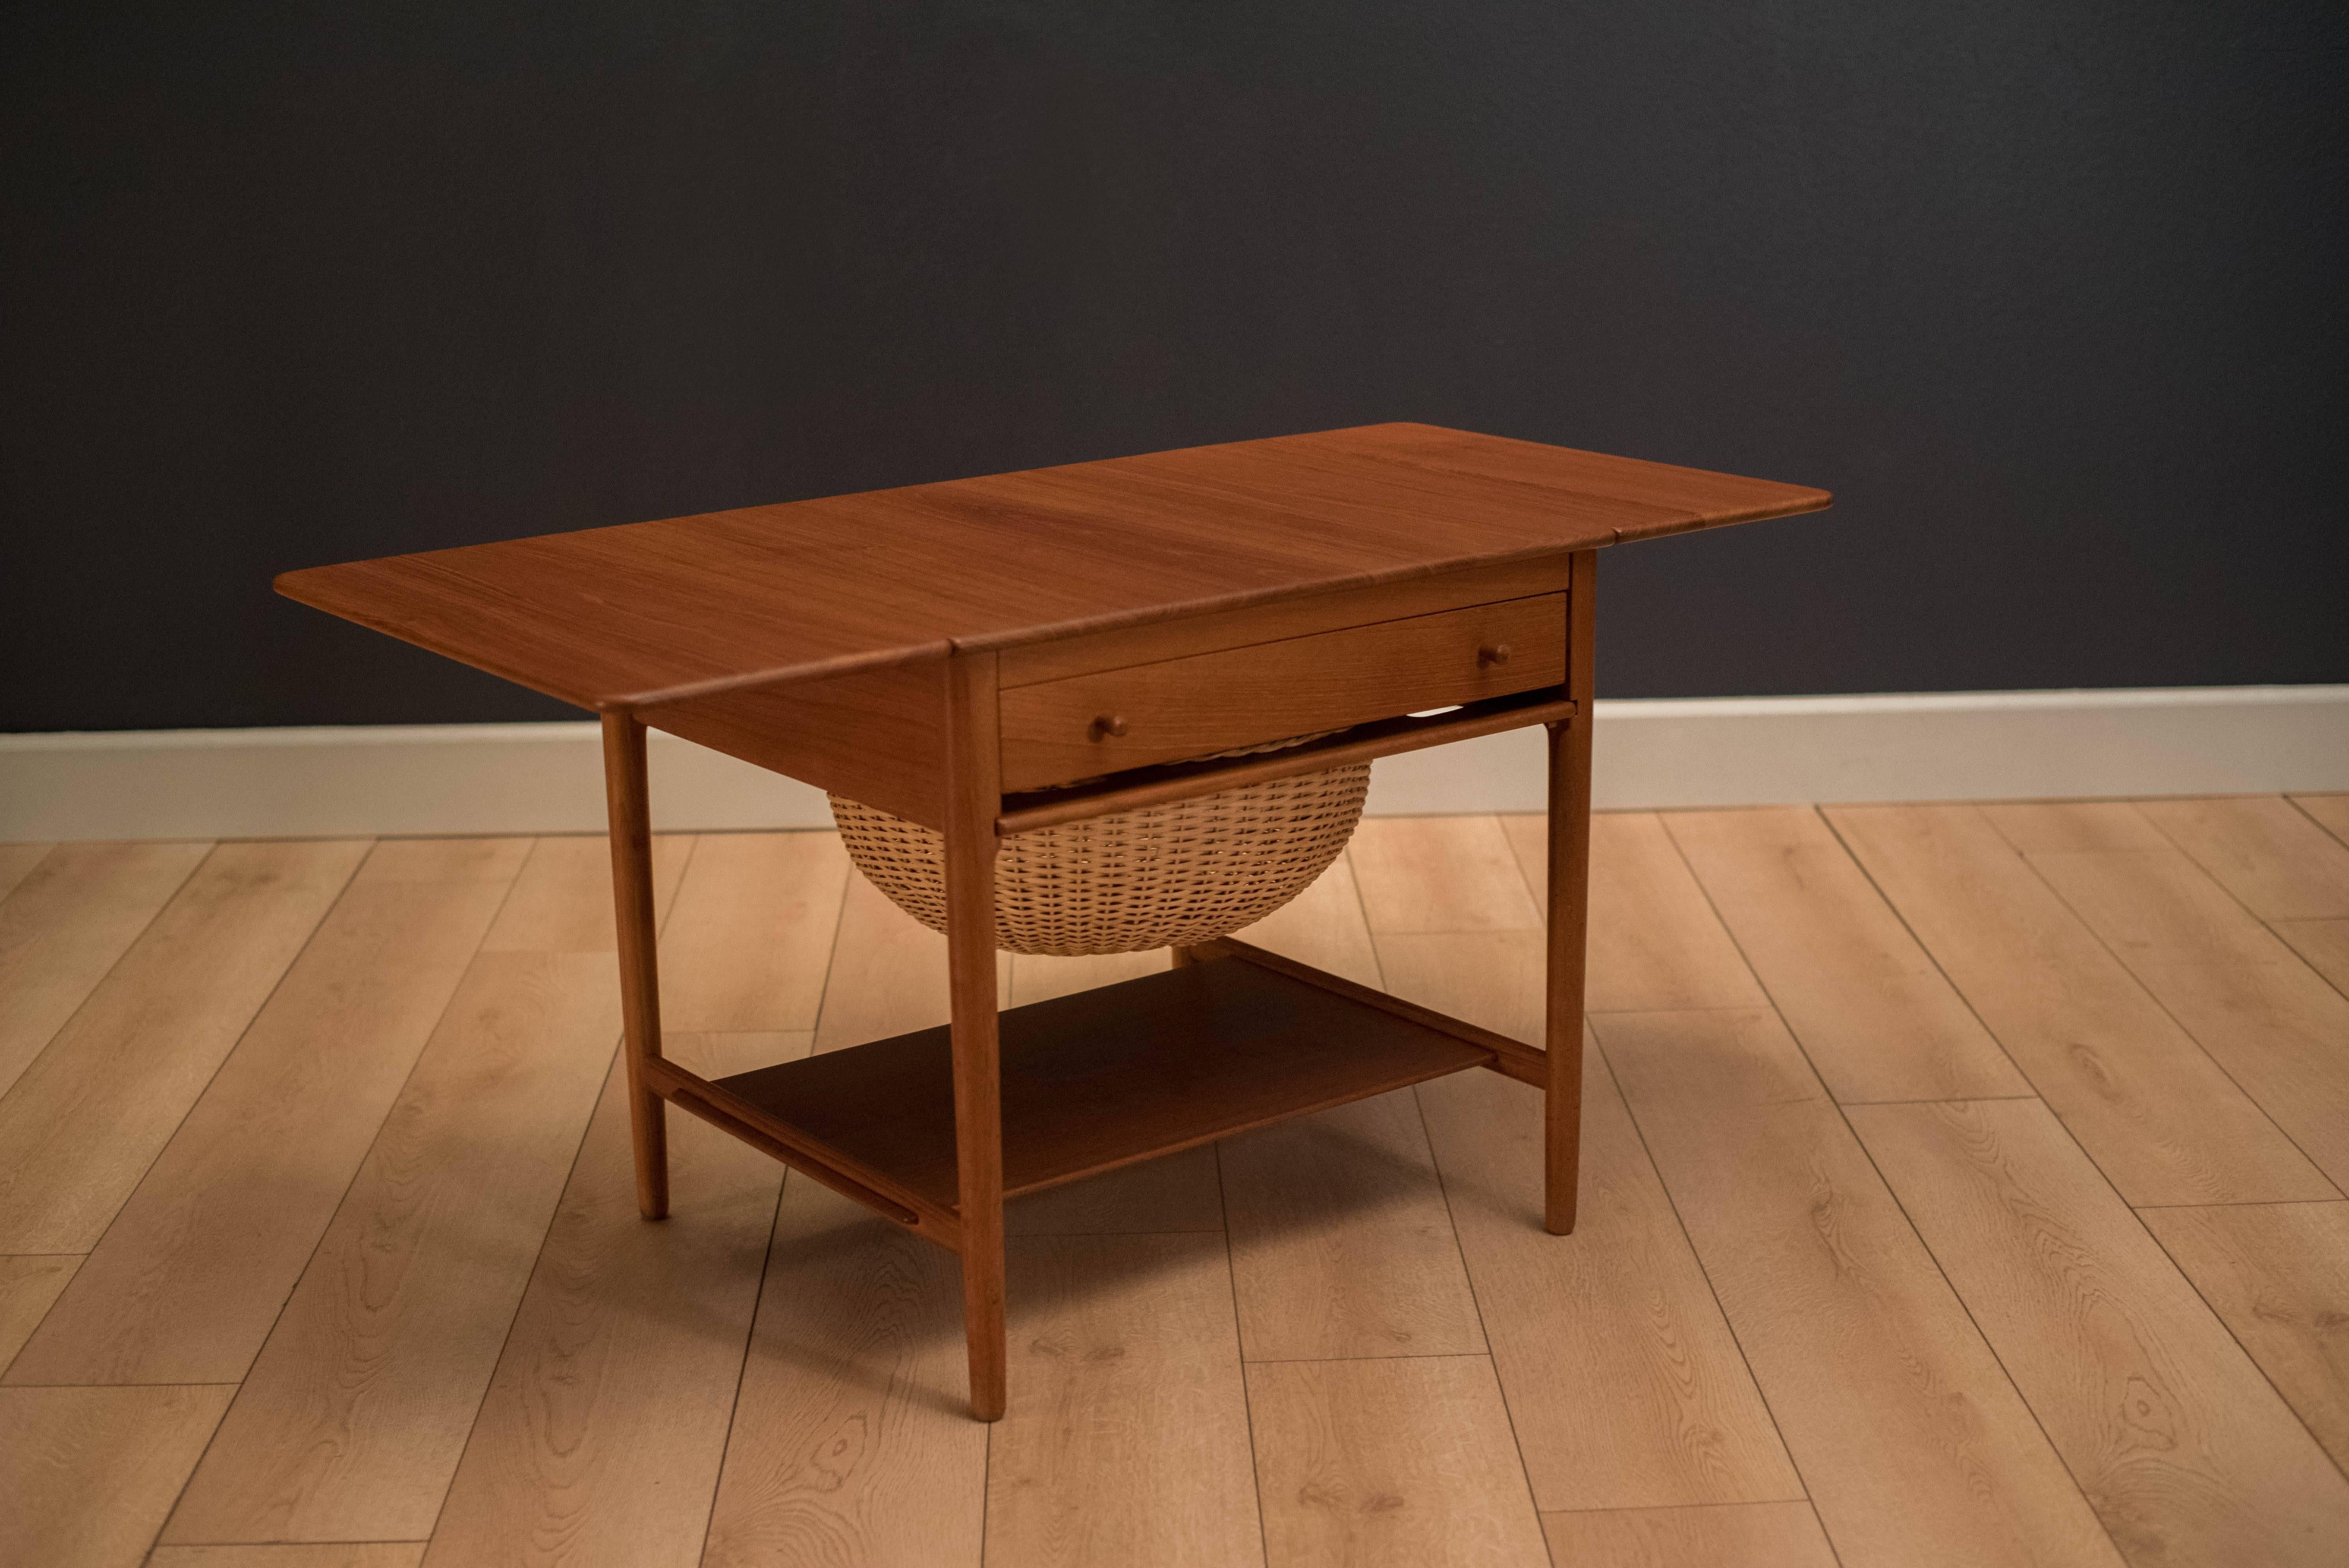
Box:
[3,686,2343,841]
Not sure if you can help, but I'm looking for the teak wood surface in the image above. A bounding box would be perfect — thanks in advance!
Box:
[273,422,1829,1421]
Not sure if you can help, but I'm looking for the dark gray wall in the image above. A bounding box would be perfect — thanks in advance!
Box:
[6,2,2343,730]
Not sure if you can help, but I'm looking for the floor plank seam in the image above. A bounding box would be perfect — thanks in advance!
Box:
[2,1378,240,1388]
[1210,1142,1273,1568]
[1535,1495,1813,1514]
[4,839,360,1297]
[2136,1202,2349,1490]
[144,1539,433,1548]
[0,839,208,1109]
[1341,842,1548,1549]
[2130,1196,2349,1210]
[2266,920,2349,1008]
[1805,805,2038,1102]
[692,1164,794,1568]
[1004,1228,1231,1238]
[1989,997,2349,1488]
[1405,1079,1518,1428]
[803,852,858,1051]
[1624,814,1904,1554]
[1581,1003,1765,1017]
[2127,797,2349,1035]
[1830,1093,2041,1108]
[2005,828,2347,1202]
[109,842,372,1229]
[415,833,705,1555]
[1811,800,2316,1213]
[687,837,847,1567]
[89,842,378,1566]
[1650,815,2102,1562]
[1582,1036,1825,1536]
[1241,1350,1505,1367]
[0,1378,242,1389]
[16,812,2340,1567]
[2285,795,2349,854]
[1830,1090,2136,1566]
[126,835,541,1561]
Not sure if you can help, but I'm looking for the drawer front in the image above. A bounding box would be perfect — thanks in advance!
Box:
[999,593,1565,790]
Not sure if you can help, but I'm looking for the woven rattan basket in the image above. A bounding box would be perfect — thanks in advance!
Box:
[830,737,1369,956]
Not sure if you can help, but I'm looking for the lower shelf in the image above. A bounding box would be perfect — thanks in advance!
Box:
[711,954,1494,1215]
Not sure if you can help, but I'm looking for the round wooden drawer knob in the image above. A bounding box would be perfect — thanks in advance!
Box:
[1089,714,1129,741]
[1478,642,1513,668]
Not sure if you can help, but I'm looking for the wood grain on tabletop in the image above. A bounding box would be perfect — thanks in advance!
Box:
[2139,1201,2349,1475]
[0,840,367,1255]
[159,949,623,1546]
[1540,1502,1840,1568]
[0,1383,234,1568]
[6,839,529,1386]
[0,840,208,1099]
[2137,796,2349,921]
[1999,805,2349,1191]
[1352,822,1802,1512]
[1598,1007,2126,1568]
[701,1176,986,1568]
[420,1034,798,1568]
[0,1254,81,1368]
[1850,1097,2349,1566]
[1502,813,1770,1012]
[1247,1355,1549,1568]
[273,423,1826,711]
[1826,804,2337,1205]
[1665,807,2030,1102]
[986,1233,1264,1568]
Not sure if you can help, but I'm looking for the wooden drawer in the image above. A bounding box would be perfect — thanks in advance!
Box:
[998,593,1566,790]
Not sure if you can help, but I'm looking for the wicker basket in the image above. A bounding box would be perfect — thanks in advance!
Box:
[830,739,1369,956]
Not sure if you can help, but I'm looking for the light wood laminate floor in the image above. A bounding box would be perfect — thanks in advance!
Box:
[3,798,2347,1568]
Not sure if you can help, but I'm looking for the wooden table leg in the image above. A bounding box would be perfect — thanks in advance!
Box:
[601,710,670,1222]
[1544,551,1598,1235]
[945,654,1009,1421]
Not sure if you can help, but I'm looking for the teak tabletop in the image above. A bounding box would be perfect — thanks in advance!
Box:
[277,422,1826,711]
[280,422,1828,1421]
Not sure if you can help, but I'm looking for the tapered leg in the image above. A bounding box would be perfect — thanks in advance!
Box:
[1169,945,1205,968]
[944,654,1008,1421]
[601,710,670,1220]
[1545,552,1598,1235]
